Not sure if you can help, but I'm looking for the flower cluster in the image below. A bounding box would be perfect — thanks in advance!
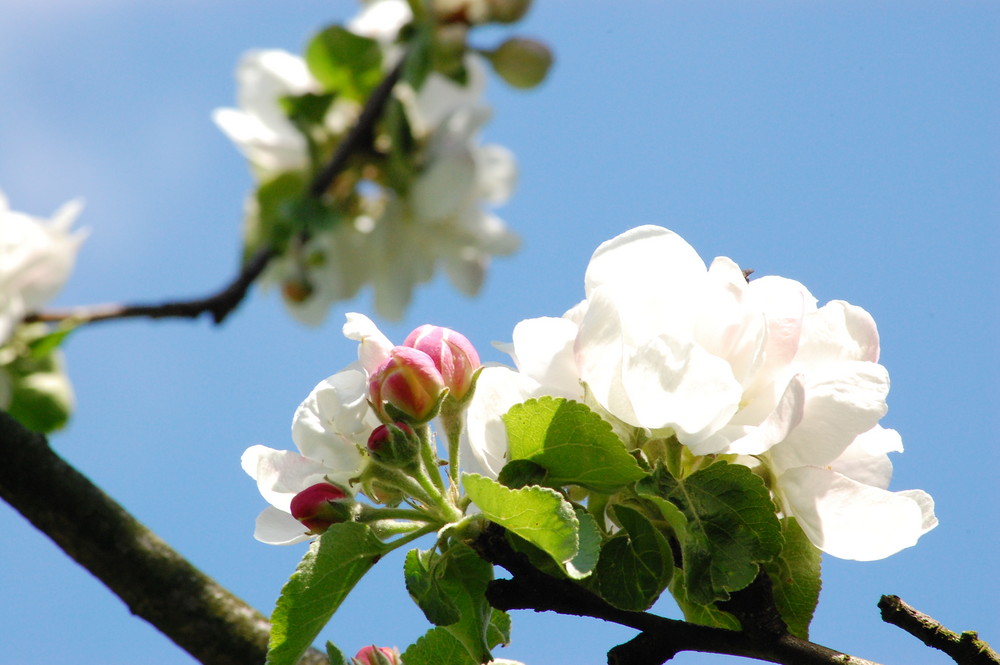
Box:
[464,225,936,560]
[214,0,523,323]
[242,313,479,544]
[0,191,86,431]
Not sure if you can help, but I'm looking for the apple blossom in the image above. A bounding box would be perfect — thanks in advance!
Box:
[352,645,402,665]
[369,346,447,423]
[241,369,380,544]
[0,191,87,344]
[465,225,936,559]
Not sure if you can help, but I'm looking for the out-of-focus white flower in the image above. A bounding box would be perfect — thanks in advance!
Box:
[242,369,380,544]
[0,191,86,345]
[465,225,936,559]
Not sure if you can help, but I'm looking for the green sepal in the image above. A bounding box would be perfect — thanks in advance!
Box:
[593,505,673,611]
[502,397,647,493]
[763,517,822,639]
[637,461,782,605]
[305,26,383,101]
[266,522,385,665]
[325,641,347,665]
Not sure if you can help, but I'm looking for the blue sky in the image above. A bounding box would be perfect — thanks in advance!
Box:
[0,2,997,664]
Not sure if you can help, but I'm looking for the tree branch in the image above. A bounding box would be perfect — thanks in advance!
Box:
[471,523,882,665]
[0,411,327,665]
[879,595,999,665]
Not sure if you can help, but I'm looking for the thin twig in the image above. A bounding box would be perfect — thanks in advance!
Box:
[0,411,329,665]
[879,595,1000,665]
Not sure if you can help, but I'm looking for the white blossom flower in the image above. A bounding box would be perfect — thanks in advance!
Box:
[0,191,86,345]
[242,369,380,544]
[466,225,936,559]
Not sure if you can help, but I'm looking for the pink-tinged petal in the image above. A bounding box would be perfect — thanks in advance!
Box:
[253,506,311,545]
[583,225,706,299]
[797,300,880,365]
[462,366,543,479]
[511,317,582,397]
[291,371,374,477]
[343,313,394,374]
[829,426,902,490]
[769,361,889,470]
[746,276,814,371]
[241,445,333,512]
[722,375,806,456]
[778,466,931,561]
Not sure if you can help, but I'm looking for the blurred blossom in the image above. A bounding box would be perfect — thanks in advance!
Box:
[215,2,517,323]
[465,225,936,560]
[0,191,86,344]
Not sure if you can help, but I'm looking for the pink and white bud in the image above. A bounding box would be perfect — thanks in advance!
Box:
[369,346,447,423]
[289,482,351,534]
[352,645,402,665]
[403,325,481,402]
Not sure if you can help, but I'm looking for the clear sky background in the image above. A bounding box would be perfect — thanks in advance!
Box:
[0,2,997,664]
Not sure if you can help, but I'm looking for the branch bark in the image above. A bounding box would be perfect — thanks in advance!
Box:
[0,411,327,665]
[472,523,882,665]
[879,595,999,665]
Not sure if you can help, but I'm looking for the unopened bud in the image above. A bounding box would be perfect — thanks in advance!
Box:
[353,645,402,665]
[289,483,352,534]
[487,0,532,23]
[487,37,553,89]
[367,422,420,467]
[403,325,481,402]
[369,346,447,423]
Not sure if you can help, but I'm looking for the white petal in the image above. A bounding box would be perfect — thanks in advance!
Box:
[584,225,706,299]
[253,506,311,545]
[411,149,476,221]
[343,312,394,373]
[770,361,890,470]
[511,317,582,396]
[828,426,902,490]
[723,375,806,455]
[779,466,932,560]
[291,371,375,477]
[797,300,880,365]
[475,144,517,205]
[348,0,413,41]
[241,445,333,512]
[462,366,543,479]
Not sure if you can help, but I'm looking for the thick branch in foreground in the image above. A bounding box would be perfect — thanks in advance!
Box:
[879,595,999,665]
[0,411,327,665]
[472,523,881,665]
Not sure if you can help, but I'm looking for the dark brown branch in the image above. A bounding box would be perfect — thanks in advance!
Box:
[26,244,276,326]
[472,523,882,665]
[879,595,999,665]
[0,411,328,665]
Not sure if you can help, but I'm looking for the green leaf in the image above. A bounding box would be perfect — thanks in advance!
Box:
[401,22,433,91]
[402,627,475,665]
[26,325,74,359]
[6,369,72,432]
[254,171,308,254]
[667,567,741,630]
[763,517,822,639]
[325,641,347,665]
[567,508,601,579]
[306,26,383,100]
[496,459,548,489]
[404,548,461,626]
[266,522,385,665]
[462,473,581,576]
[593,505,673,611]
[638,461,782,605]
[503,397,647,493]
[279,92,336,128]
[485,608,511,650]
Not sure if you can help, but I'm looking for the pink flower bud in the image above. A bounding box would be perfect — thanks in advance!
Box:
[403,325,481,401]
[366,422,419,467]
[289,483,349,534]
[353,645,401,665]
[369,346,447,423]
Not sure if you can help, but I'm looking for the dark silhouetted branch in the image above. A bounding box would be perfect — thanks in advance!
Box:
[879,595,999,665]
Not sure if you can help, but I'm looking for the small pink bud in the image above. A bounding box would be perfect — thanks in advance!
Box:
[366,422,419,467]
[353,645,402,665]
[369,346,447,423]
[403,325,481,402]
[289,483,349,534]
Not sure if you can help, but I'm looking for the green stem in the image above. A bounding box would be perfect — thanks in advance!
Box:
[439,399,464,487]
[384,523,439,554]
[417,424,447,495]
